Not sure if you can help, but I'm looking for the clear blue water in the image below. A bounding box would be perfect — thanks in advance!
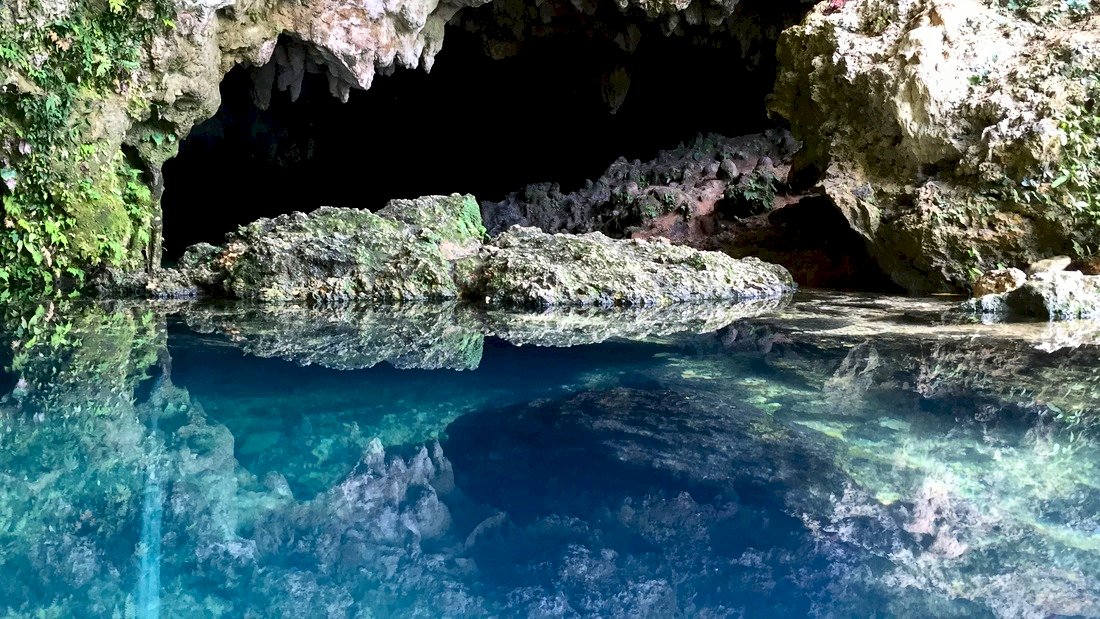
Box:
[1,293,1098,617]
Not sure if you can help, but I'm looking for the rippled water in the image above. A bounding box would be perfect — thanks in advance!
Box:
[0,293,1098,617]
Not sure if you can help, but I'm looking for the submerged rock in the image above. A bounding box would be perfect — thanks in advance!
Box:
[100,194,795,308]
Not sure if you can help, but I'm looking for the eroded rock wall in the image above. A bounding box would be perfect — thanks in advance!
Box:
[0,0,796,295]
[771,0,1100,292]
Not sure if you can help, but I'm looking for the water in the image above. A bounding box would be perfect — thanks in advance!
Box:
[0,293,1098,617]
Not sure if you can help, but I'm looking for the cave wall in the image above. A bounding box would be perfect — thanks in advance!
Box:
[3,0,1100,295]
[160,15,790,257]
[0,0,793,293]
[770,0,1100,293]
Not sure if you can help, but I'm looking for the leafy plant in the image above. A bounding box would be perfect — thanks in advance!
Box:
[0,0,175,296]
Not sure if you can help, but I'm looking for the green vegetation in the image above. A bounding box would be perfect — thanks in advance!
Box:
[0,0,174,296]
[996,70,1100,255]
[723,171,777,216]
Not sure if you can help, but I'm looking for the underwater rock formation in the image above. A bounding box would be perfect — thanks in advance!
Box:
[100,194,796,307]
[2,292,1099,616]
[771,0,1100,293]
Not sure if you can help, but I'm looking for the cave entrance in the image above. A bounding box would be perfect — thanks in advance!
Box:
[159,3,801,260]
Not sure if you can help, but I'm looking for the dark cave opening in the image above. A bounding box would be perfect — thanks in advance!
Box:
[160,9,793,260]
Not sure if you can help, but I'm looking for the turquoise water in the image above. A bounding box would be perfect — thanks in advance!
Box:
[0,293,1098,617]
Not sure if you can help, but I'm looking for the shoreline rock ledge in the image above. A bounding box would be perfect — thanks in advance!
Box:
[963,259,1100,320]
[98,194,796,308]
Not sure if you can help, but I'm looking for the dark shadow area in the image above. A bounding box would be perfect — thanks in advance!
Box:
[161,21,785,259]
[719,195,904,291]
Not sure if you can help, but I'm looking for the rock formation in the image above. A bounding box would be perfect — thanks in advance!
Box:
[770,0,1100,292]
[99,193,796,307]
[0,0,796,294]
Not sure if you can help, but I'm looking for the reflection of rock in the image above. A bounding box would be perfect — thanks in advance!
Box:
[483,294,791,347]
[175,296,792,369]
[182,302,485,371]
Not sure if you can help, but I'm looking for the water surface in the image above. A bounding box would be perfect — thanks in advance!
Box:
[0,293,1097,617]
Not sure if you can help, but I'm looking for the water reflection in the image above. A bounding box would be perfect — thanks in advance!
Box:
[0,294,1096,617]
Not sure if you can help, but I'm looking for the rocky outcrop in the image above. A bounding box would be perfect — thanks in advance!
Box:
[0,0,800,294]
[468,226,794,308]
[101,193,796,307]
[771,0,1100,293]
[482,132,798,238]
[966,270,1100,320]
[482,131,892,289]
[972,267,1027,297]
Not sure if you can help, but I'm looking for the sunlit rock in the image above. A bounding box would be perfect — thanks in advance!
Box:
[466,226,794,309]
[965,270,1100,321]
[972,267,1026,297]
[103,193,795,308]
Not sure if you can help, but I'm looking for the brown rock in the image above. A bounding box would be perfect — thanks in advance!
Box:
[1072,256,1100,275]
[1027,256,1072,275]
[972,267,1026,297]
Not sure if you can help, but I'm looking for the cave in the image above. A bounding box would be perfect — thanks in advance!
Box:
[159,0,891,290]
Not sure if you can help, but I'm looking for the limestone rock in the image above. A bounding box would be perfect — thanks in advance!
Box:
[972,267,1026,297]
[1026,256,1072,275]
[481,132,798,238]
[213,194,484,303]
[966,271,1100,320]
[465,226,795,309]
[771,0,1100,292]
[99,194,796,308]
